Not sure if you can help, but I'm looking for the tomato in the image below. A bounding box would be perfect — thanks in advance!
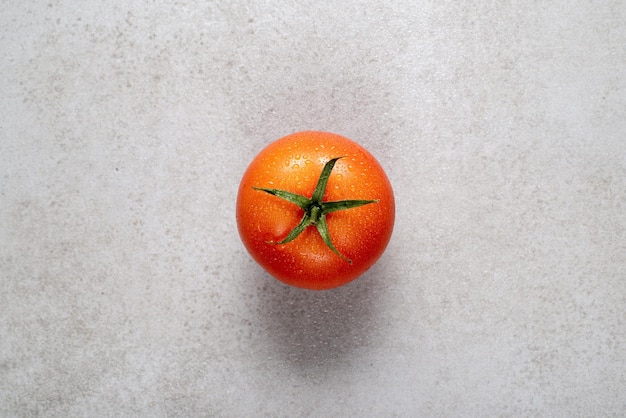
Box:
[236,131,395,290]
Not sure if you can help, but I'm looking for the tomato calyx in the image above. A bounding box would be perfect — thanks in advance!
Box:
[253,157,378,264]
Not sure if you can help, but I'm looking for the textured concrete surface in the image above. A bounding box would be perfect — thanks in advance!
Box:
[1,1,625,416]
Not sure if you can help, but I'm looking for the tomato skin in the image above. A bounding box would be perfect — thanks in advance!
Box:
[236,131,395,290]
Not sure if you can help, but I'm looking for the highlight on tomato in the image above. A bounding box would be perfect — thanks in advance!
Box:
[236,131,395,290]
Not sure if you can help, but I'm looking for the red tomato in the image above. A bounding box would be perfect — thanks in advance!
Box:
[236,131,395,290]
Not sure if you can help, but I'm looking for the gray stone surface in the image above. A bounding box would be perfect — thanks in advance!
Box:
[1,1,625,416]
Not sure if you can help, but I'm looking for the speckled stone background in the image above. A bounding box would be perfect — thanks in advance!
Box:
[1,1,625,416]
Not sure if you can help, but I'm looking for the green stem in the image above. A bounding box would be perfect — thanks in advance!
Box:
[253,157,377,263]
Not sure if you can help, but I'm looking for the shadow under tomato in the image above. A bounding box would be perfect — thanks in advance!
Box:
[252,261,389,378]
